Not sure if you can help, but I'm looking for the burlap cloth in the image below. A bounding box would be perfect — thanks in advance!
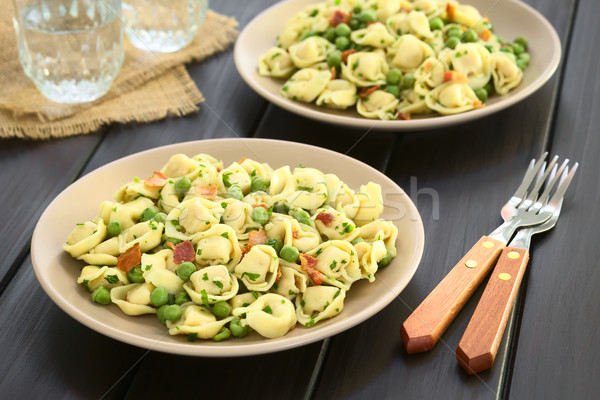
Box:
[0,6,238,139]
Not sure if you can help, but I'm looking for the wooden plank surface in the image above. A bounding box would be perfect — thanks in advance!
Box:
[311,0,577,398]
[508,0,600,398]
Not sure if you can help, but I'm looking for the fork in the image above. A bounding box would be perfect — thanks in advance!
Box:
[401,153,574,354]
[456,164,577,374]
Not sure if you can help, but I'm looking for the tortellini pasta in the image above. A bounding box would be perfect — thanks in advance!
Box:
[260,0,531,120]
[64,153,400,342]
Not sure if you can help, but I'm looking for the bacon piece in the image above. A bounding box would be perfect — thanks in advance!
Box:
[341,49,357,63]
[330,66,337,80]
[241,229,269,260]
[328,10,351,27]
[248,229,268,247]
[300,254,322,285]
[292,230,299,239]
[446,2,456,20]
[173,240,195,264]
[316,212,335,227]
[252,203,269,210]
[358,85,381,99]
[117,242,141,272]
[194,184,218,199]
[276,266,282,281]
[144,170,168,187]
[397,112,411,120]
[443,71,469,84]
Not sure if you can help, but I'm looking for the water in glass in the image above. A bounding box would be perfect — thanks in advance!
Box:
[13,0,124,103]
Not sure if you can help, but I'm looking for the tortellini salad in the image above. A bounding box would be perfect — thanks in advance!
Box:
[258,0,531,120]
[64,153,399,342]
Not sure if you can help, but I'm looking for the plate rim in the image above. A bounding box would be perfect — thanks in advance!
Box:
[234,0,562,131]
[31,138,425,357]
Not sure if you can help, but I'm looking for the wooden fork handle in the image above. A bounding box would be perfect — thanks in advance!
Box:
[401,236,505,353]
[456,247,529,374]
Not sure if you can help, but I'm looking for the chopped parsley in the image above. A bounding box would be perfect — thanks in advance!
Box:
[251,291,259,299]
[297,186,313,192]
[145,264,152,271]
[329,260,337,270]
[187,332,198,342]
[241,272,261,281]
[104,275,119,285]
[341,222,354,234]
[288,290,297,296]
[213,280,223,290]
[197,248,203,256]
[83,279,91,292]
[200,289,210,307]
[202,273,209,281]
[306,318,316,327]
[262,305,273,314]
[220,232,229,239]
[222,172,233,188]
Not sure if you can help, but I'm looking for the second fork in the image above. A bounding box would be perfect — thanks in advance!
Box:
[401,153,575,354]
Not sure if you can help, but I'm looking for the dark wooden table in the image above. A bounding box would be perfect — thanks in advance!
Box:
[1,0,598,398]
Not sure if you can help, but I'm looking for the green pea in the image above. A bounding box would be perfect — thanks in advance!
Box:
[386,68,403,85]
[518,52,530,64]
[163,237,182,249]
[251,175,269,192]
[385,85,400,98]
[378,251,393,268]
[500,46,514,54]
[167,293,176,305]
[357,11,376,23]
[140,206,159,222]
[280,245,299,263]
[484,81,494,96]
[266,238,284,255]
[300,30,316,41]
[512,42,524,56]
[323,27,336,42]
[107,221,122,236]
[327,50,342,68]
[474,87,488,102]
[446,27,462,38]
[350,237,364,245]
[444,36,460,50]
[91,286,111,305]
[157,305,168,324]
[272,202,290,215]
[174,177,192,194]
[127,266,145,283]
[429,17,444,31]
[335,36,350,51]
[335,23,351,37]
[230,318,248,338]
[162,304,182,322]
[462,29,478,43]
[152,212,167,223]
[228,185,243,201]
[252,207,269,225]
[212,301,232,319]
[516,59,528,71]
[174,291,191,305]
[292,209,311,225]
[150,287,168,307]
[349,17,361,31]
[212,327,231,342]
[402,73,415,89]
[176,262,196,281]
[352,5,362,14]
[514,35,528,50]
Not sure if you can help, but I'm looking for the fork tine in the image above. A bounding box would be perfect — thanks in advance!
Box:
[512,152,548,200]
[537,158,570,205]
[547,162,579,208]
[525,155,559,202]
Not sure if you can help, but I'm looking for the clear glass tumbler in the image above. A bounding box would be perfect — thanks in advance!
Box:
[12,0,124,104]
[122,0,209,53]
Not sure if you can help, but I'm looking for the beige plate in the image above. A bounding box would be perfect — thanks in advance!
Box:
[234,0,561,131]
[31,139,424,357]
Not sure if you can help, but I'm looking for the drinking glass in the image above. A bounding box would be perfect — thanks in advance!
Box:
[122,0,209,53]
[12,0,124,104]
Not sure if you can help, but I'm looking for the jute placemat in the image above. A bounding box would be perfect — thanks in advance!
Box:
[0,6,238,139]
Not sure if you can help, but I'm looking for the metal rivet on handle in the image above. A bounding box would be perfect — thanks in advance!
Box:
[482,241,495,248]
[507,251,521,259]
[499,273,511,280]
[465,259,478,268]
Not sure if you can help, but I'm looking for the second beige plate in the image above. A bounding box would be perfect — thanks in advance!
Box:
[234,0,561,131]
